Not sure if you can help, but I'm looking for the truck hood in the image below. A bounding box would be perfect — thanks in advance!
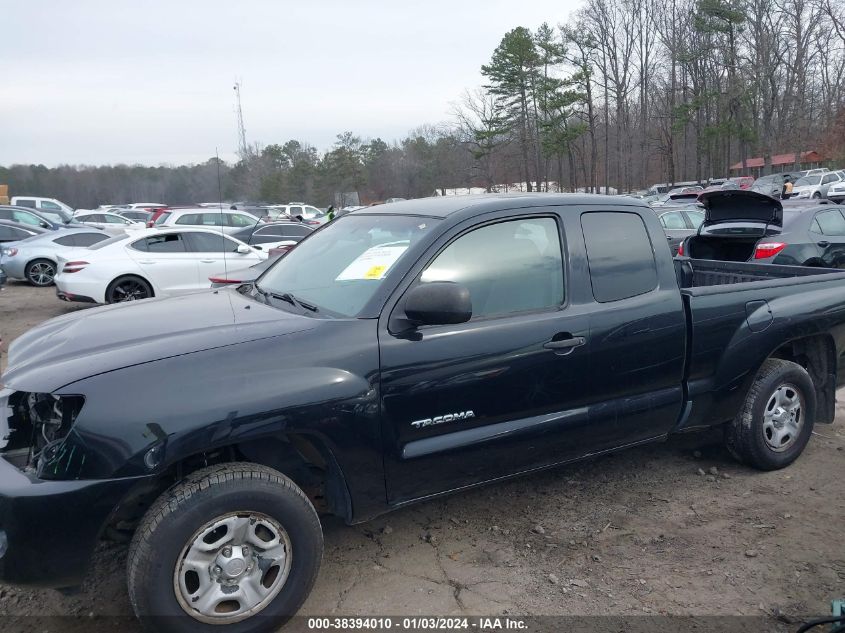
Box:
[2,289,317,392]
[699,189,783,227]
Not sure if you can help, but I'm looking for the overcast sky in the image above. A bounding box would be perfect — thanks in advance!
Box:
[2,0,583,167]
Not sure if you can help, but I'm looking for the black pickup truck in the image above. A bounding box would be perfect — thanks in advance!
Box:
[1,193,844,632]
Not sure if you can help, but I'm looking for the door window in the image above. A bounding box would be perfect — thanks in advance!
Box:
[12,210,42,226]
[813,209,845,236]
[659,211,687,230]
[227,214,256,227]
[684,209,705,228]
[420,217,564,319]
[0,226,26,240]
[40,200,61,211]
[175,213,201,225]
[15,199,36,208]
[134,233,187,252]
[185,232,239,252]
[581,212,658,302]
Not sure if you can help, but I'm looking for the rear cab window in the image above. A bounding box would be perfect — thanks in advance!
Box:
[581,211,658,302]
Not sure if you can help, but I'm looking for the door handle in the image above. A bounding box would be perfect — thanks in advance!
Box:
[139,260,156,264]
[817,241,830,247]
[544,334,587,353]
[200,259,217,263]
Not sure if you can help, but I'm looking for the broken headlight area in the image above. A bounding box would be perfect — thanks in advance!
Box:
[0,388,85,478]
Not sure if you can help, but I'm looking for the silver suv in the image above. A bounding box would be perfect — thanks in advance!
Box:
[155,208,260,235]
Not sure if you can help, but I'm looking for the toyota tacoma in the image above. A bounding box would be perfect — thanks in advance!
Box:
[2,193,844,632]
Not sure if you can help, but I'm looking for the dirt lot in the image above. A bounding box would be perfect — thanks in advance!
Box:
[0,281,843,630]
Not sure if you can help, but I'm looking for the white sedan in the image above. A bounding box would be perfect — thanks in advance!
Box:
[54,228,266,304]
[73,211,146,233]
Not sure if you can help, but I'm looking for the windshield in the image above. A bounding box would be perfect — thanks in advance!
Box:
[256,214,437,317]
[795,176,821,186]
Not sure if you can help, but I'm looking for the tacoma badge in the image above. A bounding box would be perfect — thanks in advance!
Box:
[411,411,475,429]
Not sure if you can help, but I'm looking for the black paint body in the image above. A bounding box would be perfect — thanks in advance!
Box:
[3,193,845,588]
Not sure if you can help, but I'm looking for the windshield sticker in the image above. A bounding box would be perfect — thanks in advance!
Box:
[336,245,408,281]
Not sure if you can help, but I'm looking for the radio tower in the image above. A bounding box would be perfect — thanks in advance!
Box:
[233,81,248,158]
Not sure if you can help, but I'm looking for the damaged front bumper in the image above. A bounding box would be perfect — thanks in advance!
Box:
[0,387,150,587]
[0,455,146,587]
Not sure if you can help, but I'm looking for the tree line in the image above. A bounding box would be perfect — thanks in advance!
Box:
[2,0,844,209]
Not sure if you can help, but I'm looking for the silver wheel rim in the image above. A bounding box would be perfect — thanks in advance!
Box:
[29,262,54,285]
[173,512,292,624]
[762,383,804,452]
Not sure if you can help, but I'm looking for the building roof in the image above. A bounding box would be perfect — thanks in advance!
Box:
[730,151,824,171]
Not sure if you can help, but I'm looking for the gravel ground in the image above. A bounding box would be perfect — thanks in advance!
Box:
[0,281,843,631]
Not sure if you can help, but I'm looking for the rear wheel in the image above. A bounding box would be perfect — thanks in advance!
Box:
[25,258,56,286]
[106,275,152,303]
[812,191,821,199]
[724,358,815,470]
[127,463,323,633]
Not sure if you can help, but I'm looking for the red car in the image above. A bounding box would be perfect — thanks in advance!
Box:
[727,176,754,190]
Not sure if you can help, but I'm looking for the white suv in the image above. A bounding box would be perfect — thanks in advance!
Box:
[10,196,74,215]
[827,171,845,204]
[155,208,260,235]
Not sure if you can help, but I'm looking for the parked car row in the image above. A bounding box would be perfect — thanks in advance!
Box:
[0,214,311,301]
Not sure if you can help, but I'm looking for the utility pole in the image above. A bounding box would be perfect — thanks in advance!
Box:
[233,81,248,159]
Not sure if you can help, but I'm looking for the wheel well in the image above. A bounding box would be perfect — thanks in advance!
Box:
[105,433,351,542]
[25,257,55,270]
[769,334,836,424]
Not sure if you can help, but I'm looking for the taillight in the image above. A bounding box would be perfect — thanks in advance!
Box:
[754,242,787,259]
[62,261,89,273]
[208,276,241,284]
[677,242,684,256]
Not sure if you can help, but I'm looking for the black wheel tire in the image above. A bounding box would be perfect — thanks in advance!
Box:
[724,358,815,471]
[25,258,56,287]
[812,192,821,199]
[127,463,323,633]
[106,275,153,303]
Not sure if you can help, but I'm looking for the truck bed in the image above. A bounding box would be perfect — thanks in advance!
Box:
[675,258,842,289]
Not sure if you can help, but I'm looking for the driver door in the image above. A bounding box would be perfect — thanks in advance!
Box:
[379,212,594,504]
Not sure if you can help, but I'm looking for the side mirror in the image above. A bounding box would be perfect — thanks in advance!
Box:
[405,282,472,326]
[236,244,251,254]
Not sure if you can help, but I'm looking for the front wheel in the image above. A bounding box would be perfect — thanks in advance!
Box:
[812,191,821,199]
[724,358,815,470]
[127,463,323,633]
